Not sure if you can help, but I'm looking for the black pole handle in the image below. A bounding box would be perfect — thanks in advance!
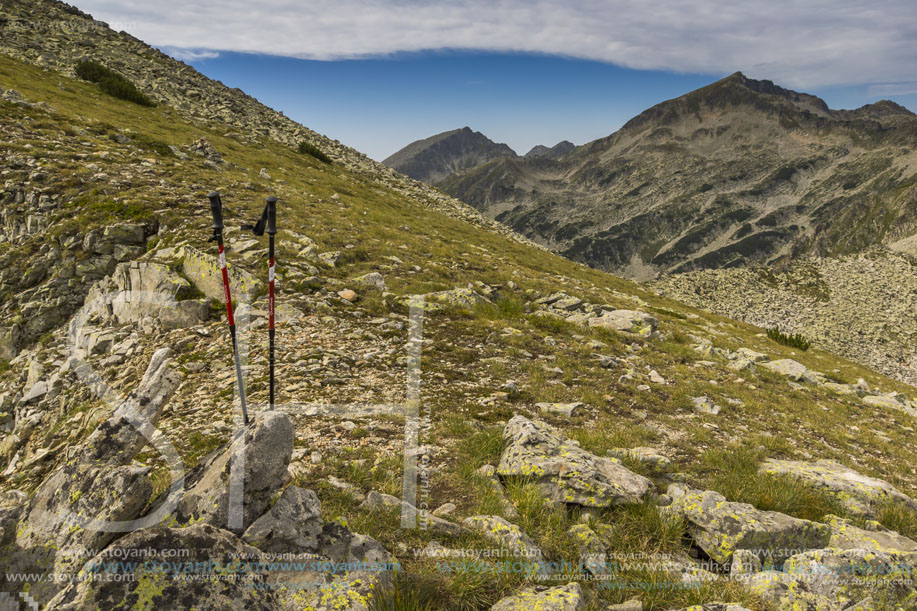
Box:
[208,191,224,233]
[266,196,277,235]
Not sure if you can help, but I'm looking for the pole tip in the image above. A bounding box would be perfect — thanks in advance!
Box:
[207,190,220,199]
[266,196,278,204]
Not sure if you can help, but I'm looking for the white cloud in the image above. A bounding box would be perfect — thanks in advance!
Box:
[160,47,220,62]
[74,0,917,88]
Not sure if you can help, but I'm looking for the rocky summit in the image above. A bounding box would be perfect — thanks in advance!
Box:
[403,72,917,281]
[1,1,917,610]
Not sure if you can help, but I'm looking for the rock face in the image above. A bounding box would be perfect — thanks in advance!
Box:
[759,458,917,517]
[383,126,517,184]
[664,485,831,565]
[84,260,209,333]
[490,582,585,611]
[497,416,653,507]
[180,245,264,303]
[175,411,294,533]
[3,348,181,606]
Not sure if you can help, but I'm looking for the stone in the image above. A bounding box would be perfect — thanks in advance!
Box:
[648,369,666,384]
[355,271,386,291]
[497,416,652,507]
[462,515,544,561]
[605,599,643,611]
[242,486,323,553]
[588,310,657,336]
[760,359,808,381]
[664,486,830,565]
[179,245,264,302]
[432,502,457,517]
[426,286,490,309]
[729,549,762,575]
[749,548,917,610]
[21,379,49,404]
[735,347,767,362]
[490,583,584,611]
[759,458,917,517]
[317,250,341,267]
[691,395,720,415]
[360,491,465,536]
[175,411,294,533]
[825,514,917,552]
[337,288,357,301]
[863,392,917,416]
[535,402,584,417]
[567,523,606,573]
[607,447,671,472]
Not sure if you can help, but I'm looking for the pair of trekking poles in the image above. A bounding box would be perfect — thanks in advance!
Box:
[208,191,277,425]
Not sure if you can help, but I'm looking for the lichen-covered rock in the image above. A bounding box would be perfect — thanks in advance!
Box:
[426,286,490,309]
[462,515,544,562]
[664,486,830,565]
[242,486,323,553]
[3,349,181,606]
[749,548,917,610]
[536,401,584,417]
[490,582,584,611]
[669,605,752,611]
[760,359,808,381]
[497,416,653,507]
[607,447,671,472]
[825,515,917,552]
[759,458,917,518]
[862,392,917,416]
[46,523,280,610]
[175,411,294,533]
[588,309,657,336]
[359,490,466,536]
[567,523,606,573]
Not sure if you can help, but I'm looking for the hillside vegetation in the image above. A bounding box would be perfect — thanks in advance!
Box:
[0,2,917,610]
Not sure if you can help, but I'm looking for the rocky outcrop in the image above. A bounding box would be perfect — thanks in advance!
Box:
[2,348,181,606]
[242,485,323,553]
[759,459,917,518]
[497,416,653,507]
[175,411,294,533]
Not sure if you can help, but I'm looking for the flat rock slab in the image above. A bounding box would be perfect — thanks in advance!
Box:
[491,582,584,611]
[665,485,830,565]
[587,309,658,336]
[760,359,808,381]
[759,458,917,517]
[497,416,653,507]
[825,515,917,553]
[535,402,584,417]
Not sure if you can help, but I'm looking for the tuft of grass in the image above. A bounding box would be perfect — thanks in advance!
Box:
[700,445,847,522]
[298,140,332,164]
[766,326,811,351]
[74,60,155,107]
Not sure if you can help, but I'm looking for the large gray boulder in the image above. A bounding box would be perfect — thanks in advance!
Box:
[759,359,808,381]
[759,458,917,517]
[46,524,280,610]
[664,485,830,565]
[242,485,323,553]
[825,515,917,552]
[462,515,544,562]
[175,411,294,533]
[497,416,653,507]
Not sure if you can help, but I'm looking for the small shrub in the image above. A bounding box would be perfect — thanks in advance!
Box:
[766,326,811,350]
[297,140,332,164]
[74,60,155,107]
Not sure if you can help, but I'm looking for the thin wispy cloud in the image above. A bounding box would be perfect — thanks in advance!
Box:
[75,0,917,88]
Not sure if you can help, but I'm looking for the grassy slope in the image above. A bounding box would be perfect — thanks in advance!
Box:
[2,55,917,610]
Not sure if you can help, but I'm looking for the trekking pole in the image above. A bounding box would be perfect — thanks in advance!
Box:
[242,195,278,411]
[208,191,249,425]
[266,196,277,411]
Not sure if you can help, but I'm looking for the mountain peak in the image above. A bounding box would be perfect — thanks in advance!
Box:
[383,127,516,183]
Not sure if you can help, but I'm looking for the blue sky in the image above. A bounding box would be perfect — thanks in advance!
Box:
[74,0,917,161]
[185,51,916,161]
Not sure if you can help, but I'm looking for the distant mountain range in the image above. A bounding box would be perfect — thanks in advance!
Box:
[385,73,917,279]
